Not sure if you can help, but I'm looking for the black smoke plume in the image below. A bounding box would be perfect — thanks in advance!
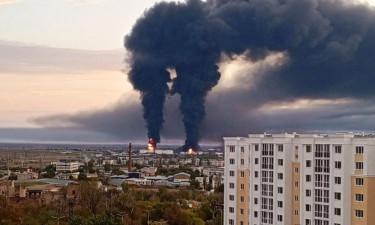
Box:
[125,0,375,150]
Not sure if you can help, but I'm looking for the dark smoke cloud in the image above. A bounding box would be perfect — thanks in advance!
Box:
[125,0,375,150]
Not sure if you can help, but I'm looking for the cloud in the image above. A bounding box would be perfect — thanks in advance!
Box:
[0,41,124,74]
[67,0,108,5]
[0,0,18,6]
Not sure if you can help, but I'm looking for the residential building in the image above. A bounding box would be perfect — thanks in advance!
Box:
[55,160,79,173]
[224,133,375,225]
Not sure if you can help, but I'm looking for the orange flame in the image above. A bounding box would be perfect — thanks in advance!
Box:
[148,138,155,152]
[187,148,195,154]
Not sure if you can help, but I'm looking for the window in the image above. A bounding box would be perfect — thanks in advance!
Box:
[335,177,341,184]
[240,184,244,190]
[294,210,299,216]
[278,173,283,180]
[240,171,245,178]
[240,196,244,202]
[335,161,342,169]
[356,146,364,154]
[277,215,283,222]
[306,189,311,197]
[278,187,283,194]
[295,195,299,202]
[229,146,235,152]
[241,159,244,165]
[240,208,244,215]
[229,219,234,225]
[229,195,234,201]
[306,160,311,167]
[356,162,364,170]
[254,198,258,204]
[255,158,259,164]
[295,167,299,173]
[278,159,283,166]
[229,207,234,213]
[355,194,364,202]
[229,171,235,177]
[306,145,312,153]
[254,144,259,151]
[306,219,311,225]
[335,145,342,154]
[334,208,341,216]
[241,146,244,153]
[278,144,283,152]
[254,184,258,191]
[240,221,243,225]
[229,183,234,188]
[254,171,259,178]
[334,192,341,200]
[278,201,283,208]
[306,175,311,182]
[356,178,364,186]
[229,158,235,164]
[355,209,364,218]
[254,211,258,218]
[306,204,311,211]
[295,181,299,187]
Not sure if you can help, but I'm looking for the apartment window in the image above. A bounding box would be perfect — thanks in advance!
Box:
[306,145,312,153]
[254,171,259,178]
[277,215,283,222]
[229,219,234,225]
[229,158,235,164]
[254,184,258,191]
[295,210,299,216]
[229,183,235,188]
[240,196,244,202]
[278,173,283,180]
[306,219,311,225]
[241,146,244,153]
[356,146,364,154]
[278,187,283,194]
[240,159,244,165]
[356,178,364,186]
[295,181,299,187]
[278,159,283,166]
[306,204,311,211]
[255,158,259,164]
[229,207,234,213]
[356,162,364,170]
[229,171,235,177]
[334,208,341,216]
[306,160,312,167]
[306,175,311,182]
[335,145,342,154]
[355,194,364,202]
[278,201,283,208]
[240,221,243,225]
[306,189,311,197]
[278,144,283,152]
[254,144,259,151]
[254,198,258,204]
[229,146,235,152]
[295,167,299,173]
[295,195,299,202]
[254,211,258,218]
[335,161,342,169]
[229,195,234,201]
[240,171,245,178]
[355,209,364,218]
[334,192,341,200]
[240,208,244,215]
[240,183,245,190]
[335,177,342,184]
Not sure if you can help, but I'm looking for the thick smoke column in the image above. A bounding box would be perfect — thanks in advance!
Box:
[125,0,375,150]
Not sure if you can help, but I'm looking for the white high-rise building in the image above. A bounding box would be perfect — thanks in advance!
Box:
[224,133,375,225]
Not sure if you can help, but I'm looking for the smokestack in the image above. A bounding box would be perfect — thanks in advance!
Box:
[128,143,132,172]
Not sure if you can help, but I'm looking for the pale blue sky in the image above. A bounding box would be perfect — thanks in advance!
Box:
[0,0,180,50]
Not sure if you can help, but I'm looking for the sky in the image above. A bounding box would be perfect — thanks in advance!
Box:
[2,0,375,144]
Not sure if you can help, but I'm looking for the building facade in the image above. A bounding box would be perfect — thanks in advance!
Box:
[55,160,79,173]
[224,133,375,225]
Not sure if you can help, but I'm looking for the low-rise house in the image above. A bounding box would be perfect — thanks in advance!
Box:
[173,172,190,183]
